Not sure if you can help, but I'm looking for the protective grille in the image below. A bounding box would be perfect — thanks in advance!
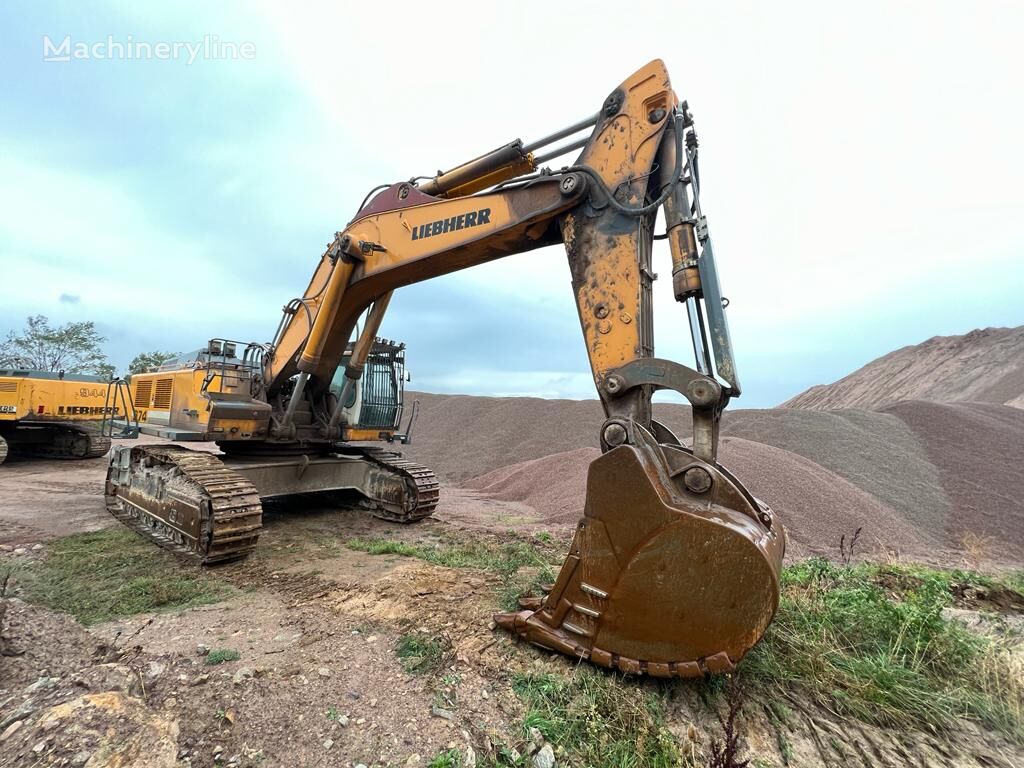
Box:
[359,342,405,429]
[152,378,173,410]
[0,382,17,393]
[133,379,153,408]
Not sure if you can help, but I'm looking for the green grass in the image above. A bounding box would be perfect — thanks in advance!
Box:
[743,558,1024,740]
[427,749,462,768]
[513,668,679,768]
[395,632,449,675]
[205,648,241,665]
[3,528,234,625]
[346,536,557,611]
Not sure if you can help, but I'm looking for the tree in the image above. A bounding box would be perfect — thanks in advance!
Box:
[128,350,178,376]
[0,315,114,378]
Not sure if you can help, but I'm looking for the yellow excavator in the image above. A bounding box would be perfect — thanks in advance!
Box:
[0,370,122,463]
[106,60,786,676]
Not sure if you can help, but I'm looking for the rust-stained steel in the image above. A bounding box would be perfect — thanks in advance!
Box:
[494,422,785,676]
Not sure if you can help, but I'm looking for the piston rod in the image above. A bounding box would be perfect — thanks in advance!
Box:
[522,112,599,153]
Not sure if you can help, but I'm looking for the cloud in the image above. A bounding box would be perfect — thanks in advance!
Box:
[1,2,1021,402]
[58,293,80,304]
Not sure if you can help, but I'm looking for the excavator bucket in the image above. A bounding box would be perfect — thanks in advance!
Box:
[494,424,785,676]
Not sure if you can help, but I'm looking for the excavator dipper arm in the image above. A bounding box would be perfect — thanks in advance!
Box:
[262,59,785,675]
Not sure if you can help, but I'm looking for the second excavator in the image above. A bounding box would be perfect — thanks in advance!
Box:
[106,59,786,676]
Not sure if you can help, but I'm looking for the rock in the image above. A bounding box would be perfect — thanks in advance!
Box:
[0,720,24,742]
[533,743,555,768]
[228,755,241,765]
[71,751,91,766]
[529,727,545,747]
[13,548,26,555]
[481,688,489,699]
[0,701,35,731]
[32,739,47,754]
[323,739,334,749]
[23,676,58,694]
[405,755,422,766]
[213,745,224,758]
[465,745,477,767]
[196,644,210,656]
[356,764,368,768]
[190,674,209,686]
[232,667,255,685]
[338,715,350,727]
[90,663,142,697]
[508,747,521,762]
[165,697,177,709]
[431,706,455,721]
[144,660,167,685]
[356,718,366,725]
[31,543,44,551]
[317,667,332,678]
[367,635,378,642]
[347,690,361,700]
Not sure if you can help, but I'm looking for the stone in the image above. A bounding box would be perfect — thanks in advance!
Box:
[465,746,477,767]
[32,739,48,753]
[196,644,210,656]
[317,667,331,678]
[323,739,334,749]
[190,674,209,686]
[431,706,455,721]
[0,720,24,742]
[533,743,555,768]
[13,548,27,555]
[338,715,350,727]
[23,676,58,694]
[529,727,544,747]
[232,667,255,685]
[144,660,167,684]
[405,755,421,766]
[31,544,44,551]
[71,751,91,766]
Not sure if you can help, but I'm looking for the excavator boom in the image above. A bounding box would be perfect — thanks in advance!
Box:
[106,59,785,676]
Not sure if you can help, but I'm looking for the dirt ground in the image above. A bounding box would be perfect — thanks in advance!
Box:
[1,442,1022,768]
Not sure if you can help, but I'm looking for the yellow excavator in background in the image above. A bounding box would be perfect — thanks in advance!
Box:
[0,370,123,463]
[106,60,786,677]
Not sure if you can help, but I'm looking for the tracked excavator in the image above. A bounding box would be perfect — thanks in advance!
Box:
[106,60,786,676]
[0,370,120,463]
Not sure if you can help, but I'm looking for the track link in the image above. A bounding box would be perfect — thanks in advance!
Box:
[0,435,7,465]
[105,445,262,565]
[360,449,440,523]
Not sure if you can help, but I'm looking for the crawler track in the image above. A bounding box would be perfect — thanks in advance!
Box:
[105,445,263,565]
[360,449,440,522]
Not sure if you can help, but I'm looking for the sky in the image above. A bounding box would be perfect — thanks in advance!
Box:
[1,2,1022,408]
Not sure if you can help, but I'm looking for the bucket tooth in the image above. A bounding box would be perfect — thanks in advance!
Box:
[494,428,785,676]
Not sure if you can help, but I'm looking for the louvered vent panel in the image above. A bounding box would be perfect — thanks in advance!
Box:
[152,378,173,410]
[133,379,153,408]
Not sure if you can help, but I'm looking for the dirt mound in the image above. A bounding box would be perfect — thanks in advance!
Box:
[464,447,600,524]
[401,392,693,482]
[721,408,950,534]
[882,401,1024,560]
[782,325,1024,410]
[717,437,941,559]
[462,438,943,560]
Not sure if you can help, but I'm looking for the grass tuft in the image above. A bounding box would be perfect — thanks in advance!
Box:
[205,648,241,665]
[513,668,679,767]
[744,558,1024,740]
[4,528,233,625]
[395,632,450,676]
